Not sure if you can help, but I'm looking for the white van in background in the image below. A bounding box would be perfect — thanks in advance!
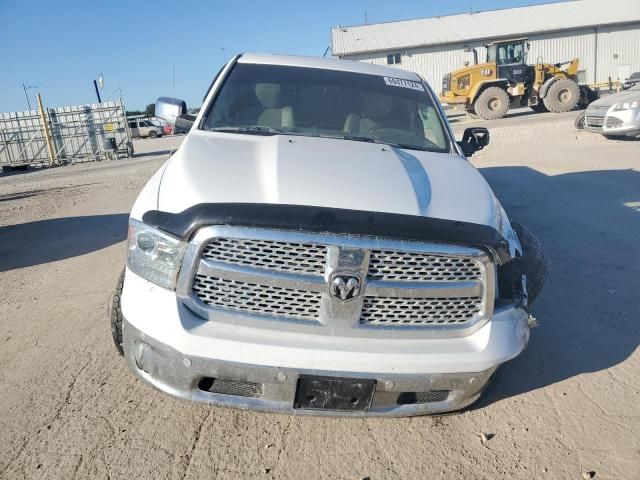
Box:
[127,118,164,139]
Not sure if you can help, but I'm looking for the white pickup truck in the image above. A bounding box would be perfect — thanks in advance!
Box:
[111,53,547,416]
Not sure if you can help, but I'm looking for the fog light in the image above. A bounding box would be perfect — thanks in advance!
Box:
[133,341,152,373]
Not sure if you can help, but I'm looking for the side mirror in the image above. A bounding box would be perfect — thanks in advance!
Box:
[174,113,197,133]
[457,127,490,157]
[155,96,187,126]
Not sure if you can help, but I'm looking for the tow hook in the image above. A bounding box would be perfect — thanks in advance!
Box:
[519,275,539,328]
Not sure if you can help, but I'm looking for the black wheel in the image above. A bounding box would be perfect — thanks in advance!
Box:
[497,223,548,305]
[574,111,586,130]
[473,87,510,120]
[109,269,125,356]
[148,131,157,139]
[465,106,479,119]
[543,79,580,113]
[577,85,598,108]
[530,102,548,113]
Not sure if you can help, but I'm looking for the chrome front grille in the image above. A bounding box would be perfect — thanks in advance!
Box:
[368,250,482,281]
[361,297,482,326]
[180,226,494,338]
[201,238,326,275]
[586,116,604,127]
[585,105,606,129]
[192,275,322,321]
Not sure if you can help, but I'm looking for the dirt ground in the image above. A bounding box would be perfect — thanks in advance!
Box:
[1,112,638,479]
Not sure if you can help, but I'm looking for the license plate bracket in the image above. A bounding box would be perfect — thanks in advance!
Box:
[294,375,376,412]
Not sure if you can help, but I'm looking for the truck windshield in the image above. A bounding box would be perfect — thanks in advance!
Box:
[202,63,450,153]
[488,43,525,65]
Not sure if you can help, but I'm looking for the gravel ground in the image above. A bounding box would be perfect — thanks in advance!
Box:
[0,113,638,479]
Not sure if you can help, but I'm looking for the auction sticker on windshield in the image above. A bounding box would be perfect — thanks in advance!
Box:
[383,77,425,92]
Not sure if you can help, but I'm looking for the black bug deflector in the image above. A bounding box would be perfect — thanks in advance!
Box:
[142,203,513,263]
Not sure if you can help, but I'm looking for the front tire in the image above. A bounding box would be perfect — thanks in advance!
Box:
[464,105,479,119]
[574,111,586,130]
[473,87,510,120]
[148,131,157,139]
[109,269,125,356]
[543,79,580,113]
[530,102,548,113]
[498,223,548,305]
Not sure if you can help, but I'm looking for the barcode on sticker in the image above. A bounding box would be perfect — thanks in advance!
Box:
[383,77,425,92]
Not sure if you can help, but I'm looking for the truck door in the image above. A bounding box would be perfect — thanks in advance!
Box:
[128,120,139,138]
[139,120,150,137]
[496,41,527,85]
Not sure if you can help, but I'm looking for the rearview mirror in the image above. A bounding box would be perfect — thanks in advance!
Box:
[457,127,490,157]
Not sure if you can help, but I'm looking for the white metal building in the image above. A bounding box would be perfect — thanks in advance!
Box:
[332,0,640,91]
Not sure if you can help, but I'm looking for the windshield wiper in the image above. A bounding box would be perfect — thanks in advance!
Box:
[209,126,286,135]
[341,134,430,152]
[384,142,431,152]
[210,128,433,151]
[341,134,377,143]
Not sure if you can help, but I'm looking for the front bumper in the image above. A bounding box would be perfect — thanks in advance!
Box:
[121,271,530,416]
[125,319,504,416]
[585,107,640,136]
[439,91,468,105]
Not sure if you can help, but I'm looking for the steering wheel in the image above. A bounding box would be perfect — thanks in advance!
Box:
[365,126,441,150]
[365,126,386,135]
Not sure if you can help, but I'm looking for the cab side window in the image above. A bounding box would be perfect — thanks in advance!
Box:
[497,43,525,65]
[418,105,446,149]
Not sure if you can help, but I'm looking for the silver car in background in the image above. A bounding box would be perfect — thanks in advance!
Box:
[584,84,640,138]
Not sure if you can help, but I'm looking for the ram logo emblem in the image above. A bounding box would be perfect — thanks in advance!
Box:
[330,275,361,301]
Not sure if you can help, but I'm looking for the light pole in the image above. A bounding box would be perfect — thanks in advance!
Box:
[93,73,104,103]
[22,84,37,111]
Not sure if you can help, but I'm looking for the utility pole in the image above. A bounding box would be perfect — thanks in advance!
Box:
[221,47,227,62]
[93,79,102,103]
[36,93,56,166]
[22,83,37,110]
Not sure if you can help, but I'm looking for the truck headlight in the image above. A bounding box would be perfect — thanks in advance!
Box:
[611,101,640,111]
[457,74,471,90]
[127,219,186,289]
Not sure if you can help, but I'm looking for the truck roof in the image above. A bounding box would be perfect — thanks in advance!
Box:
[485,37,528,46]
[238,52,422,82]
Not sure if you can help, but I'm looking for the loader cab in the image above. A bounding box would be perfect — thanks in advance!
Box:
[486,38,534,86]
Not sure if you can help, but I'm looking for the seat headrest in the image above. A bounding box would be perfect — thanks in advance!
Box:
[362,92,394,121]
[255,83,281,108]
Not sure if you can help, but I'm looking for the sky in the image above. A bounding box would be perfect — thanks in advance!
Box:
[0,0,563,112]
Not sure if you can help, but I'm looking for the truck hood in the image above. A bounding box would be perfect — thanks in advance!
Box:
[450,62,493,78]
[157,130,500,229]
[589,89,640,108]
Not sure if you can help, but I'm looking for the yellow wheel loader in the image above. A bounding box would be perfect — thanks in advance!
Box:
[440,38,595,120]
